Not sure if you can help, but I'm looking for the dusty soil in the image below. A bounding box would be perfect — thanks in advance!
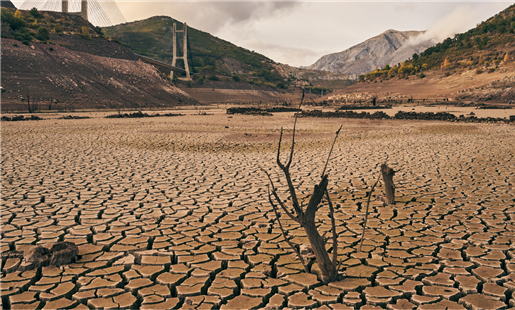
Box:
[178,83,320,105]
[1,111,514,309]
[1,37,198,112]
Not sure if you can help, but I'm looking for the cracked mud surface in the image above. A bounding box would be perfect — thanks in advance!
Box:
[1,111,514,309]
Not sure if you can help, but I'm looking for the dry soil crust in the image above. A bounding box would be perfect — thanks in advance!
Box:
[1,111,514,309]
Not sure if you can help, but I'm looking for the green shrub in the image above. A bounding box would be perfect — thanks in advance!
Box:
[29,7,42,19]
[54,24,63,34]
[207,75,219,81]
[13,43,18,47]
[22,40,29,45]
[49,47,53,51]
[1,8,25,30]
[36,27,49,41]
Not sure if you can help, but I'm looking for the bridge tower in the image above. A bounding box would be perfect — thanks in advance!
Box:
[62,0,88,21]
[171,23,191,80]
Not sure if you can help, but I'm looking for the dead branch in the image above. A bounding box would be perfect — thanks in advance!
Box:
[322,125,342,177]
[358,171,381,252]
[267,187,309,273]
[325,189,338,271]
[263,90,344,283]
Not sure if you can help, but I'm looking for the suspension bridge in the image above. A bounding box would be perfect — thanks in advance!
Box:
[19,0,190,78]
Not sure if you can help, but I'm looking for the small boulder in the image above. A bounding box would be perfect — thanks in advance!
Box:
[16,242,79,272]
[49,241,79,266]
[18,246,51,272]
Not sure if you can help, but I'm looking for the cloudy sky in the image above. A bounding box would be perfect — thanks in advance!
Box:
[13,1,514,66]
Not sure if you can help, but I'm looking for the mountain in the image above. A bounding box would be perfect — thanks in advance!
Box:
[324,4,515,104]
[0,8,198,112]
[0,0,16,8]
[308,29,433,75]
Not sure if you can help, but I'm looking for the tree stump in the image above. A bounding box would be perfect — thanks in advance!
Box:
[381,164,396,205]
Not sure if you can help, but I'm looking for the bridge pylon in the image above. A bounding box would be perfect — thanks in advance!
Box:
[171,23,191,80]
[61,0,88,21]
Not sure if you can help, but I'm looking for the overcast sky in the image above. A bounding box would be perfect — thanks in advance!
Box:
[13,1,514,66]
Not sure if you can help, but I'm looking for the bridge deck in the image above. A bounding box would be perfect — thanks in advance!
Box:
[134,53,186,74]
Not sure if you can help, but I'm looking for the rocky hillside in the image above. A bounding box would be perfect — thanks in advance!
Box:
[0,0,15,8]
[1,8,198,112]
[308,29,433,75]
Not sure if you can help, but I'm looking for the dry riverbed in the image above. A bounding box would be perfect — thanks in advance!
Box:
[1,110,514,309]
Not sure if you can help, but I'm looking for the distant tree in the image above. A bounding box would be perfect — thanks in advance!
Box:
[14,9,22,19]
[412,53,419,61]
[29,7,42,19]
[23,87,40,113]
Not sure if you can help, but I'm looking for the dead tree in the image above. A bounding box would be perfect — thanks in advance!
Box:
[23,88,40,113]
[381,164,396,205]
[262,91,341,283]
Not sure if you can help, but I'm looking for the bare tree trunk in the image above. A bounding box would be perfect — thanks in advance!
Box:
[303,217,336,282]
[381,164,396,205]
[263,90,340,283]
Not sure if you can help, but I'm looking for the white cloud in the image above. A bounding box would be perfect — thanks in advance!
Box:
[407,4,485,46]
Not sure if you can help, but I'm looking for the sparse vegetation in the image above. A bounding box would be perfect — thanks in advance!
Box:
[105,111,184,118]
[1,115,42,121]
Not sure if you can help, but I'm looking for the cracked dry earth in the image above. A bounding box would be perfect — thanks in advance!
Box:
[1,112,514,310]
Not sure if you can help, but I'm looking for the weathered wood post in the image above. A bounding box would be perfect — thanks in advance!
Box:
[381,164,396,205]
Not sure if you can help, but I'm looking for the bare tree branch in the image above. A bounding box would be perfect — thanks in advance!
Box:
[261,168,300,223]
[268,187,309,273]
[322,125,342,177]
[276,128,302,217]
[325,189,338,271]
[286,89,304,169]
[358,171,382,252]
[305,175,328,220]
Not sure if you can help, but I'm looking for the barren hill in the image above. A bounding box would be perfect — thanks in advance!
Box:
[1,8,198,112]
[308,29,433,75]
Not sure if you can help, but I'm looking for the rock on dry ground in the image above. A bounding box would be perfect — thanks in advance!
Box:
[1,110,514,309]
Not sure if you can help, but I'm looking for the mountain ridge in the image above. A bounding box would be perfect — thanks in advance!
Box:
[308,29,433,75]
